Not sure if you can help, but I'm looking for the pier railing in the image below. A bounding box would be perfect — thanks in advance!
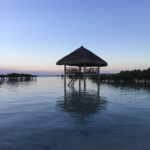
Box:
[66,67,98,75]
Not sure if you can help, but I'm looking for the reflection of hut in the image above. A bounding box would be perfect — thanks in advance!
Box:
[56,46,108,91]
[57,90,107,118]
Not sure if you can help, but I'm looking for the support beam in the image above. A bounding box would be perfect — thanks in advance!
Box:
[84,64,86,92]
[98,66,100,83]
[97,66,100,98]
[79,67,81,94]
[64,65,66,93]
[79,66,81,75]
[64,65,66,75]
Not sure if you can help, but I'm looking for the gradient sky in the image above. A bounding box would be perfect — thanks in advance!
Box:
[0,0,150,75]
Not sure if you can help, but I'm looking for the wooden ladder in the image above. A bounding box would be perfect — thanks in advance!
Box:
[68,75,78,86]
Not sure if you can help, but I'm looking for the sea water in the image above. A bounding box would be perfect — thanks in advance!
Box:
[0,77,150,150]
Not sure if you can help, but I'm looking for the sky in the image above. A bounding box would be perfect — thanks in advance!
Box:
[0,0,150,75]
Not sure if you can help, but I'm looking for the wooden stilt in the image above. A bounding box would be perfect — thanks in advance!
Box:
[79,67,81,94]
[84,64,86,92]
[64,65,66,93]
[98,66,100,98]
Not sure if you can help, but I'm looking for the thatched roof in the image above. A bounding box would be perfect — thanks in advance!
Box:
[56,46,108,67]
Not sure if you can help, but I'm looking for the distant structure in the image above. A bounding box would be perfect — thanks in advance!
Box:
[56,46,108,91]
[0,73,37,82]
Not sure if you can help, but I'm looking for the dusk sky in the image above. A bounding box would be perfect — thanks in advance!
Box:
[0,0,150,75]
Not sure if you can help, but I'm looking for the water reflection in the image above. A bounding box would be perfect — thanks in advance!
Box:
[0,80,37,87]
[0,80,4,85]
[57,88,107,118]
[102,82,150,92]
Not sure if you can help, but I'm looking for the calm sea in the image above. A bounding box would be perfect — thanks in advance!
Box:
[0,77,150,150]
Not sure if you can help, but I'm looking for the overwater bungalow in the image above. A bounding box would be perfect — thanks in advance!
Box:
[56,46,108,90]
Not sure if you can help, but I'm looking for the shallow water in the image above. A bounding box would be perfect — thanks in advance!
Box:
[0,77,150,150]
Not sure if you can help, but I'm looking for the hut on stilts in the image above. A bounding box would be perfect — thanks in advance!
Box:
[56,46,108,92]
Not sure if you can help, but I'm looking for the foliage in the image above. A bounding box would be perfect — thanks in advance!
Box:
[90,68,150,83]
[0,73,37,81]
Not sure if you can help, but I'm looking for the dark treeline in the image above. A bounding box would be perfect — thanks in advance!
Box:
[90,68,150,84]
[0,73,37,81]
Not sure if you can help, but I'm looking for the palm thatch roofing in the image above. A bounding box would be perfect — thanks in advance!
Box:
[56,46,108,67]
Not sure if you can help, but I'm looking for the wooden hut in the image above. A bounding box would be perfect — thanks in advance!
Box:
[56,46,108,90]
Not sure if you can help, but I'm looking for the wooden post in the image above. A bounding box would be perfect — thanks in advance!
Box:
[79,67,81,93]
[84,64,86,92]
[64,65,66,93]
[98,66,100,82]
[79,66,81,74]
[97,66,100,98]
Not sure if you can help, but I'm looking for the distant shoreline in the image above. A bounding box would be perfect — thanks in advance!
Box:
[1,68,150,84]
[0,73,37,81]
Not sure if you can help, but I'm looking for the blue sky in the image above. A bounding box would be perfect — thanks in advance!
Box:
[0,0,150,75]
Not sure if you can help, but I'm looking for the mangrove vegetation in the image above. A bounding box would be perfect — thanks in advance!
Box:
[0,73,37,81]
[90,68,150,84]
